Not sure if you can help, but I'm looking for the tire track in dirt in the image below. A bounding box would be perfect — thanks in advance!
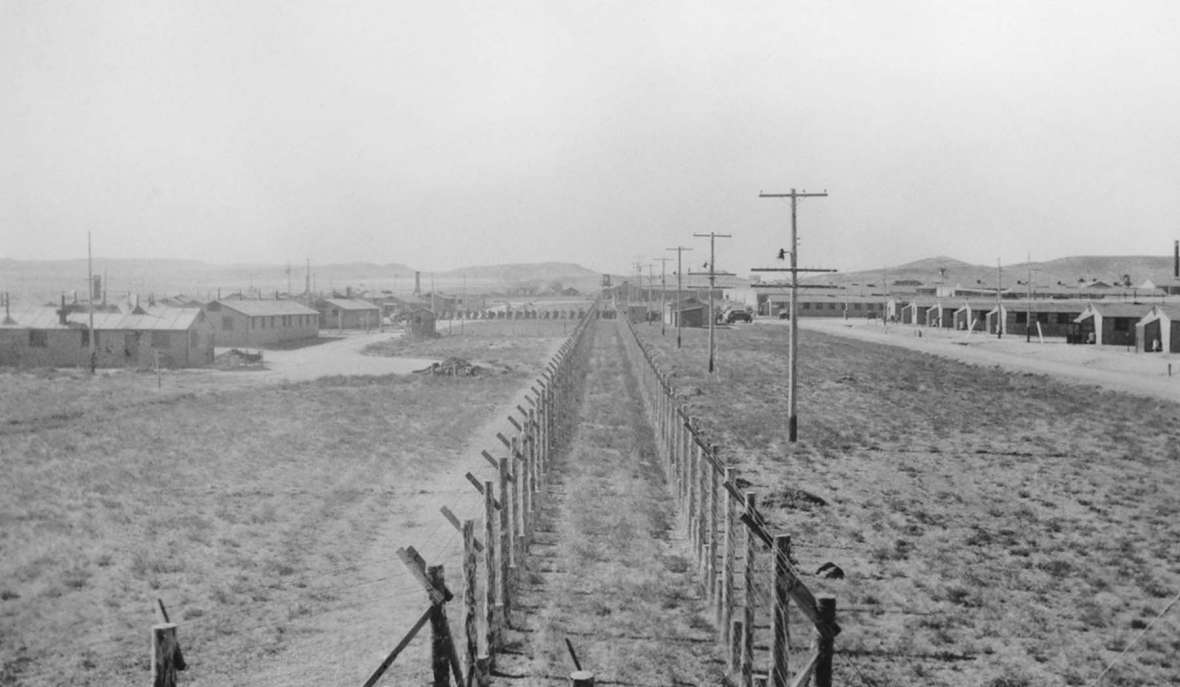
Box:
[498,322,727,685]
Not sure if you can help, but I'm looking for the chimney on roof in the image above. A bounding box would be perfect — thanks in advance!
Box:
[59,294,68,325]
[346,286,352,298]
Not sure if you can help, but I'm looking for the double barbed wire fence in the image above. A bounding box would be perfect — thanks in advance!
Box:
[618,316,839,687]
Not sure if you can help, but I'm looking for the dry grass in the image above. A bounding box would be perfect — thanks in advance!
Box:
[0,362,537,684]
[364,319,572,374]
[634,323,1180,687]
[499,321,728,684]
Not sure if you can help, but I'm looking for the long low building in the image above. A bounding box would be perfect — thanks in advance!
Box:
[0,305,214,368]
[767,293,889,319]
[206,299,319,347]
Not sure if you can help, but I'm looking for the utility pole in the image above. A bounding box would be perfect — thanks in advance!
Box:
[667,246,693,348]
[653,257,672,336]
[87,232,95,367]
[690,232,733,374]
[1025,255,1033,343]
[757,188,830,442]
[647,263,656,326]
[996,258,1002,339]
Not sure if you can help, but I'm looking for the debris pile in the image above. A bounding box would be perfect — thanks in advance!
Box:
[414,357,483,376]
[213,348,265,369]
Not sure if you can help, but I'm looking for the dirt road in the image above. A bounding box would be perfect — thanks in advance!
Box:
[498,321,727,685]
[785,318,1180,404]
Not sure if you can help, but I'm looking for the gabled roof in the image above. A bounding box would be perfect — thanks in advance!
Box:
[0,306,205,331]
[211,299,318,316]
[318,298,379,311]
[1076,302,1154,319]
[1137,304,1180,322]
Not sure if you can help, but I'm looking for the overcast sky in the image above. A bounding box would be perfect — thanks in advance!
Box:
[3,1,1179,275]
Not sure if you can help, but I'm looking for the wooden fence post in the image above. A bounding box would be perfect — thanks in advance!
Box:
[429,565,451,687]
[721,466,736,644]
[570,670,596,686]
[512,442,525,571]
[484,481,500,659]
[814,596,836,687]
[463,520,479,683]
[742,492,757,687]
[770,534,791,687]
[687,430,698,547]
[499,456,515,626]
[729,618,744,676]
[151,623,178,687]
[707,448,719,603]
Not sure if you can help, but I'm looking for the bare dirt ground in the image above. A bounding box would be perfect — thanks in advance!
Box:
[497,321,729,686]
[790,317,1180,402]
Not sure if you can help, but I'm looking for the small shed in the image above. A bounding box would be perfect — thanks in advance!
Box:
[665,298,706,328]
[405,308,437,338]
[1135,305,1180,353]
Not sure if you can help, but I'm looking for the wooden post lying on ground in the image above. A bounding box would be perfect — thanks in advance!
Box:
[151,623,179,687]
[770,534,791,687]
[570,670,596,686]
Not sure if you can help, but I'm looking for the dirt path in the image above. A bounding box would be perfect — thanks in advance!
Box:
[789,318,1180,404]
[498,321,727,685]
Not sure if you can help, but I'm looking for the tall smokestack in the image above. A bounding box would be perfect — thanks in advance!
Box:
[1173,240,1178,278]
[414,271,421,296]
[59,294,68,325]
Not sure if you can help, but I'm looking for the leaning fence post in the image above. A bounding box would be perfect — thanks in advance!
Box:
[770,534,791,687]
[429,565,451,687]
[814,596,837,687]
[151,623,178,687]
[742,492,757,687]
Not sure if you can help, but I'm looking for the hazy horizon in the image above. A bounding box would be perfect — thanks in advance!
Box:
[4,2,1179,275]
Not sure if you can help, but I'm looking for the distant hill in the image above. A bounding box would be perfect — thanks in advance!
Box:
[0,258,603,305]
[800,255,1180,291]
[433,262,602,291]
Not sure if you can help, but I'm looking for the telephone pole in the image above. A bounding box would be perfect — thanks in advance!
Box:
[667,246,693,348]
[690,232,733,374]
[995,258,1003,339]
[653,256,672,336]
[757,188,830,442]
[647,263,656,325]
